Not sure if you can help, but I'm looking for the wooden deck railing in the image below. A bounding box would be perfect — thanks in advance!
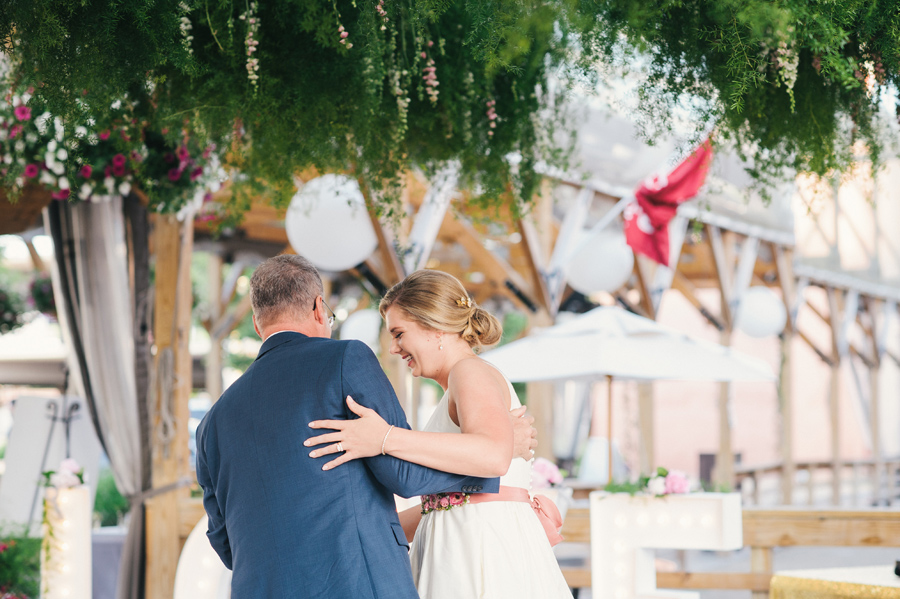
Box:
[735,457,900,506]
[559,505,900,597]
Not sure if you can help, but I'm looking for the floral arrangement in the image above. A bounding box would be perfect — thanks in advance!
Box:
[531,458,565,489]
[605,467,693,497]
[0,532,40,599]
[29,273,55,317]
[41,458,85,489]
[420,492,469,515]
[0,59,222,217]
[0,287,23,335]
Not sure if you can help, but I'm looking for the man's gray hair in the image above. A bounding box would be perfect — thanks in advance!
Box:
[250,254,323,327]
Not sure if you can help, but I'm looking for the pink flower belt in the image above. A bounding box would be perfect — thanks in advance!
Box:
[420,485,564,546]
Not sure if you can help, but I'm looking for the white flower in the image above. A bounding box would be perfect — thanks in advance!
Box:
[111,99,122,110]
[79,183,94,200]
[87,134,99,145]
[2,155,11,164]
[16,157,24,165]
[0,129,6,141]
[647,476,667,495]
[50,471,81,488]
[14,176,23,187]
[60,458,81,474]
[48,139,58,152]
[26,132,37,143]
[14,140,24,153]
[51,162,65,175]
[57,149,68,161]
[74,126,88,138]
[21,92,32,104]
[35,112,51,134]
[58,177,70,190]
[118,181,132,196]
[40,171,56,186]
[104,177,115,193]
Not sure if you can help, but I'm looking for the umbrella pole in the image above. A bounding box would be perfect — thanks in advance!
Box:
[607,375,613,484]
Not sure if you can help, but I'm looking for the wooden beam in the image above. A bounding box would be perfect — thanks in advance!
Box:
[518,217,553,314]
[706,224,734,329]
[671,271,725,330]
[632,255,656,320]
[442,214,540,313]
[361,182,405,286]
[742,508,900,546]
[146,215,194,599]
[795,327,836,367]
[206,252,224,399]
[657,572,772,592]
[211,293,253,341]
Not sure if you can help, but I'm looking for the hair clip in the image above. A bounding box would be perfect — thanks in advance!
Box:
[456,296,473,308]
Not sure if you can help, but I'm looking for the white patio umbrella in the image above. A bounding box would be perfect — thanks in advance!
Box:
[481,306,776,478]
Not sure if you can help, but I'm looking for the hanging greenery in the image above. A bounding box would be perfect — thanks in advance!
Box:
[585,0,900,182]
[0,1,587,218]
[1,1,897,216]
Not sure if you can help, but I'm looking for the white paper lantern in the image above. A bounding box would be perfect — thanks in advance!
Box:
[175,516,232,599]
[736,286,787,338]
[566,229,635,295]
[285,175,378,272]
[339,309,383,354]
[41,486,92,599]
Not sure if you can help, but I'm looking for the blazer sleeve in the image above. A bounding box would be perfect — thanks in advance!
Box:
[195,415,233,569]
[340,340,499,498]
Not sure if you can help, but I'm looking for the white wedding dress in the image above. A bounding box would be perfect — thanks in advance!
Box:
[409,371,573,599]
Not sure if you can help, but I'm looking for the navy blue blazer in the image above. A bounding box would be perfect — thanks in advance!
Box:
[195,332,498,598]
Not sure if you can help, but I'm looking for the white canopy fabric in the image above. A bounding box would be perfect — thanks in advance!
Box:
[481,306,775,383]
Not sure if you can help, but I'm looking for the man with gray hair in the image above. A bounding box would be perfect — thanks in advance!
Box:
[196,254,537,598]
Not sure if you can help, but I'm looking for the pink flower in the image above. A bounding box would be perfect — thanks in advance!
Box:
[449,493,465,506]
[531,457,563,489]
[112,163,126,177]
[51,189,70,200]
[664,471,690,494]
[60,458,81,474]
[112,153,126,167]
[9,124,22,139]
[190,166,204,181]
[14,105,31,121]
[420,52,427,59]
[340,31,349,39]
[202,144,216,159]
[24,164,39,178]
[439,497,450,508]
[80,165,93,178]
[99,130,111,141]
[176,145,190,160]
[168,167,182,182]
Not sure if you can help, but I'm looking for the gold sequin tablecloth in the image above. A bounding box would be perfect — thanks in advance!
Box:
[770,566,900,599]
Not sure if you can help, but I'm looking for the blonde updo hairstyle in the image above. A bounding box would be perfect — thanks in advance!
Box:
[379,270,503,350]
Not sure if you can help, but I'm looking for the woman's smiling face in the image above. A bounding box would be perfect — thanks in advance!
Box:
[385,305,441,378]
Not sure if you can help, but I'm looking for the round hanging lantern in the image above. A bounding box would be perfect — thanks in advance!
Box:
[566,229,635,295]
[339,309,383,354]
[284,175,378,272]
[736,286,787,337]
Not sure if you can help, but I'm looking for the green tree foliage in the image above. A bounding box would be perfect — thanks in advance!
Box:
[1,0,587,216]
[1,0,897,213]
[587,0,900,179]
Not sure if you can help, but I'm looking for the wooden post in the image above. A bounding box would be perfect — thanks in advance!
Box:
[779,331,794,505]
[206,252,224,400]
[637,382,654,475]
[870,363,882,504]
[527,311,555,461]
[146,215,194,599]
[749,546,773,599]
[715,332,735,491]
[826,287,843,506]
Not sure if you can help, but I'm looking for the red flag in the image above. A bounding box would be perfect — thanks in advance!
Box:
[624,139,713,265]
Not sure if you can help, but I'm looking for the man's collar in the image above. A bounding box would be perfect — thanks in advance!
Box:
[257,331,308,360]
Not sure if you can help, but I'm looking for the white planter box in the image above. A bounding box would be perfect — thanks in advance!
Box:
[41,486,92,599]
[590,492,742,599]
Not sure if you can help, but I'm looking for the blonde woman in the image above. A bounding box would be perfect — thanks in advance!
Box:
[306,270,571,599]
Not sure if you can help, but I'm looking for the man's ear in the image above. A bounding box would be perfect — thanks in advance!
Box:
[252,314,262,339]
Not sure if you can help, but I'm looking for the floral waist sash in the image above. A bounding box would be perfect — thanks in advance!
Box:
[420,485,564,546]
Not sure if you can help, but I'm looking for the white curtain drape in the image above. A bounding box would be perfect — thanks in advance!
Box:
[47,196,148,599]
